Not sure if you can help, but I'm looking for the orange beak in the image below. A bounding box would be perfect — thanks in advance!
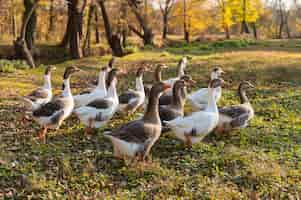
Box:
[163,84,171,91]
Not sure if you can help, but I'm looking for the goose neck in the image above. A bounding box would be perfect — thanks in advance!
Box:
[144,92,160,124]
[62,78,72,97]
[136,76,144,93]
[43,75,51,90]
[206,87,218,113]
[239,87,249,104]
[96,71,107,91]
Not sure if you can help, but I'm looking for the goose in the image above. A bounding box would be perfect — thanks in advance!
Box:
[144,64,168,93]
[32,66,80,142]
[23,65,56,111]
[104,82,171,160]
[74,69,119,135]
[164,79,223,147]
[159,75,194,106]
[215,81,255,134]
[118,67,146,114]
[187,67,224,111]
[159,80,189,132]
[74,66,110,108]
[163,57,188,96]
[164,57,188,86]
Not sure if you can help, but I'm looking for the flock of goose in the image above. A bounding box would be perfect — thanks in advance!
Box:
[23,57,255,161]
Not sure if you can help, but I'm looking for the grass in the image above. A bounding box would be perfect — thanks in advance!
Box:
[0,39,301,199]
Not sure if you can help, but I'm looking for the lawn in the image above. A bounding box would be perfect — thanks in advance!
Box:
[0,40,300,199]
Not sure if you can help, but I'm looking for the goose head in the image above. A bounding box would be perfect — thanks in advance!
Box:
[108,57,116,69]
[151,82,171,98]
[177,57,188,76]
[180,75,196,86]
[63,66,81,80]
[107,68,119,88]
[136,66,146,78]
[239,81,255,91]
[45,65,56,75]
[211,67,225,80]
[238,81,255,104]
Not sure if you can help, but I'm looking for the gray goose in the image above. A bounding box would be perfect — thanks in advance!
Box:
[104,82,171,161]
[32,66,80,142]
[159,80,189,132]
[23,65,56,111]
[118,67,146,114]
[215,81,255,134]
[159,75,194,106]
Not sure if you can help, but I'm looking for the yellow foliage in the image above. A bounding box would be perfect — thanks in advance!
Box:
[170,0,212,35]
[230,0,263,23]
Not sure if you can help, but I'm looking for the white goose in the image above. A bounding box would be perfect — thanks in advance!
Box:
[187,67,224,111]
[118,67,146,114]
[74,66,110,108]
[74,69,119,134]
[23,65,56,111]
[163,57,188,96]
[165,79,223,147]
[32,66,80,142]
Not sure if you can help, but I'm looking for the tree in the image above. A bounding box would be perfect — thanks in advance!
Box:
[171,0,210,42]
[83,3,97,55]
[23,0,37,51]
[67,0,86,59]
[97,0,124,57]
[47,0,55,40]
[216,0,233,39]
[14,0,38,68]
[231,0,263,37]
[158,0,175,39]
[127,0,154,45]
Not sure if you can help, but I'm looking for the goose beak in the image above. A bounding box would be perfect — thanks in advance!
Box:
[163,84,171,91]
[162,64,168,69]
[220,70,225,74]
[249,83,255,88]
[187,79,196,86]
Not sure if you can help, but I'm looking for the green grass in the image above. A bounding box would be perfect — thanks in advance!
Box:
[0,39,301,199]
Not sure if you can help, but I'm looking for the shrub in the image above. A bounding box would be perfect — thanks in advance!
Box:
[0,59,30,73]
[124,45,139,55]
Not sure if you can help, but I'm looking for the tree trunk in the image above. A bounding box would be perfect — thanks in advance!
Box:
[60,4,71,48]
[14,0,38,68]
[23,0,37,51]
[162,14,168,39]
[83,4,95,55]
[225,26,230,39]
[127,0,154,45]
[94,9,100,44]
[241,20,250,34]
[183,0,189,43]
[98,0,124,57]
[47,0,55,40]
[252,23,257,39]
[285,12,291,39]
[11,0,17,39]
[68,0,85,59]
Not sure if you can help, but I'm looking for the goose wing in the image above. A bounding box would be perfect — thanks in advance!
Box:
[33,99,64,117]
[219,105,249,119]
[107,120,150,144]
[86,99,114,109]
[27,88,49,101]
[119,92,139,104]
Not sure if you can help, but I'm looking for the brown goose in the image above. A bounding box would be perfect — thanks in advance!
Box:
[104,82,171,161]
[215,81,255,134]
[32,66,80,142]
[23,65,56,111]
[159,75,194,106]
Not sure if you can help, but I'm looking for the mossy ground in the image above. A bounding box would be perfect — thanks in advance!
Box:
[0,40,300,199]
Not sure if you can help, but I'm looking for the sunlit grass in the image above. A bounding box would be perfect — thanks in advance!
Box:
[0,40,300,199]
